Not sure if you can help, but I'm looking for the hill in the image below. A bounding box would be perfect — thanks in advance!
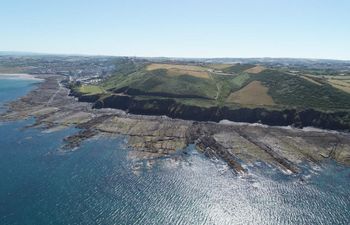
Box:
[69,60,350,131]
[72,60,350,111]
[101,65,218,100]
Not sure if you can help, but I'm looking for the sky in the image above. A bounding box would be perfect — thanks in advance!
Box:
[1,0,350,60]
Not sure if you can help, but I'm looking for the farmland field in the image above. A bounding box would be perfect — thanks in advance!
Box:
[244,65,266,74]
[327,79,350,93]
[146,63,210,79]
[78,85,105,94]
[226,81,275,106]
[73,61,350,111]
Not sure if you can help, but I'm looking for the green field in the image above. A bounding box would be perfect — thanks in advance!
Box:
[253,70,350,110]
[222,64,256,74]
[102,68,218,99]
[72,60,350,111]
[78,85,105,95]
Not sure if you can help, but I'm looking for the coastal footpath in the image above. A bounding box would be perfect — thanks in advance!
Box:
[1,75,350,175]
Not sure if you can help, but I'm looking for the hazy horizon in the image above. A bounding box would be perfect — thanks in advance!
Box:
[1,0,350,60]
[1,50,350,62]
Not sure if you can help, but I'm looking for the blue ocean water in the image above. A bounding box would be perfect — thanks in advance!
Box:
[0,78,40,113]
[0,78,349,225]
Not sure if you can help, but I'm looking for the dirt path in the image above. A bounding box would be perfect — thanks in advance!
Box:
[208,72,221,101]
[46,79,63,106]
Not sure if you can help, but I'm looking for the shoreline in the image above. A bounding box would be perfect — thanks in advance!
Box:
[1,74,350,173]
[0,73,43,81]
[73,89,350,132]
[0,76,349,225]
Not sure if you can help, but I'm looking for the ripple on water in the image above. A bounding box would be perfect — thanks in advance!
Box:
[0,79,350,225]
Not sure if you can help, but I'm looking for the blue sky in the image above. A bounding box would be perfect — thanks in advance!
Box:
[1,0,349,59]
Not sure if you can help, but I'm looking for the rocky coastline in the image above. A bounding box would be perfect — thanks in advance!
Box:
[1,74,350,175]
[69,91,350,132]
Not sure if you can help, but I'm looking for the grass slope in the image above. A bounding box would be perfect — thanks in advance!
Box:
[222,64,256,74]
[226,81,275,106]
[254,70,350,110]
[78,85,105,95]
[103,69,218,99]
[146,63,210,79]
[75,60,350,111]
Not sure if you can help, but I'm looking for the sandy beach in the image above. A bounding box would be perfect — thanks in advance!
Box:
[0,73,43,81]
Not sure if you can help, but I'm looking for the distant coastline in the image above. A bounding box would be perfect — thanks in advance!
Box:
[0,73,43,81]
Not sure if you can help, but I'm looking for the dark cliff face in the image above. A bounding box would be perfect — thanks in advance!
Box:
[70,90,350,132]
[68,89,102,103]
[78,94,101,103]
[94,95,131,110]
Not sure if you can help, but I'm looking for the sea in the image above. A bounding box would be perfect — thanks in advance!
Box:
[0,77,349,225]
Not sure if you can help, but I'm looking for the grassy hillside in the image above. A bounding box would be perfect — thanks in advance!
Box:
[253,70,350,110]
[73,60,350,111]
[222,63,256,74]
[226,81,275,106]
[102,68,218,99]
[77,85,105,95]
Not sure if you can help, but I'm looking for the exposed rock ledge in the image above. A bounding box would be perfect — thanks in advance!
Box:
[1,75,350,175]
[71,91,350,132]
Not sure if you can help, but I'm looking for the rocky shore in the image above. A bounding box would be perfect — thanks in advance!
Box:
[1,75,350,175]
[70,91,350,132]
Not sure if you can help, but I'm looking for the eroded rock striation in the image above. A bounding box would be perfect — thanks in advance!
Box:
[78,93,350,131]
[1,75,350,175]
